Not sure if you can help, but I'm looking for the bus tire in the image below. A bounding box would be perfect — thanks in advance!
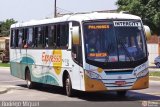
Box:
[26,70,34,89]
[156,62,160,68]
[117,91,127,97]
[65,74,73,97]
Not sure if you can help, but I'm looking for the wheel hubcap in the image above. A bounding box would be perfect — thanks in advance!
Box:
[66,78,70,94]
[26,73,31,87]
[27,79,31,86]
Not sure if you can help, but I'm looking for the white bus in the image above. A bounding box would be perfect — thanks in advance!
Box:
[10,12,151,97]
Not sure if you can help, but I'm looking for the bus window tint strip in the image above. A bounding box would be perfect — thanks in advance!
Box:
[10,22,69,49]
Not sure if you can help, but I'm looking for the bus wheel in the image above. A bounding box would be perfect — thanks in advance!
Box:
[117,91,127,97]
[65,74,73,97]
[26,70,34,89]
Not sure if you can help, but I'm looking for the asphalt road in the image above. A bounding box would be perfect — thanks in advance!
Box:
[0,68,160,107]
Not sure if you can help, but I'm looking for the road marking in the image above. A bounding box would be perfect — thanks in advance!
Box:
[0,80,25,83]
[150,80,160,82]
[145,93,160,96]
[149,80,160,85]
[0,67,10,69]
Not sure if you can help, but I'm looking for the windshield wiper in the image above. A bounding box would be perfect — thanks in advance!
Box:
[104,44,112,62]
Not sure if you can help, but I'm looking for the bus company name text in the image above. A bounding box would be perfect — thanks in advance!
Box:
[42,52,61,63]
[114,21,141,27]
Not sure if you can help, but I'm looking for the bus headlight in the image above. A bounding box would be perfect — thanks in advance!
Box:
[136,69,149,78]
[85,70,102,80]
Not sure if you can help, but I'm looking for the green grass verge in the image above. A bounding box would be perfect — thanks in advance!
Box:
[0,63,10,67]
[149,72,160,77]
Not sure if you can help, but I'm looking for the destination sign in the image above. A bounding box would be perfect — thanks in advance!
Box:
[88,25,110,29]
[88,53,107,57]
[114,21,141,27]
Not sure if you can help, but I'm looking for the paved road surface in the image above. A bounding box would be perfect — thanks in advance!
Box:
[0,68,160,107]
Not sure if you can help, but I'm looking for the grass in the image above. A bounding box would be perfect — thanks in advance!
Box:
[0,63,10,67]
[149,72,160,77]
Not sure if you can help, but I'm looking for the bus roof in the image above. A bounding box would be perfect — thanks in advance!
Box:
[11,12,141,28]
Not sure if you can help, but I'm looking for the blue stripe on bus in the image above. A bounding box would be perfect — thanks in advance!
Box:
[105,70,133,75]
[20,57,35,64]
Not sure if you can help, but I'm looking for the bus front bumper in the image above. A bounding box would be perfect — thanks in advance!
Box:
[84,73,149,92]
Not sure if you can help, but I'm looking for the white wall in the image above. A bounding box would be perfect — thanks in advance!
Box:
[0,42,5,50]
[147,44,159,65]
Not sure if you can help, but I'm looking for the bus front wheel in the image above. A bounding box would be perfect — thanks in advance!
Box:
[65,74,73,97]
[26,70,34,89]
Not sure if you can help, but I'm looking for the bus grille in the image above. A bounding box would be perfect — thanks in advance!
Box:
[103,70,135,90]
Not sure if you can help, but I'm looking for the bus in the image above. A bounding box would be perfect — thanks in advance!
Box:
[10,12,151,97]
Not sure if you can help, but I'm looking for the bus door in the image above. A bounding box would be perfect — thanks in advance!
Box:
[71,22,83,90]
[17,29,25,79]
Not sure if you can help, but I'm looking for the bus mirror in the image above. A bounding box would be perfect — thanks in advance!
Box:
[72,26,80,45]
[144,25,151,40]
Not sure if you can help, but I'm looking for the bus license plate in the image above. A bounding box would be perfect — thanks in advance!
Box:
[115,81,126,86]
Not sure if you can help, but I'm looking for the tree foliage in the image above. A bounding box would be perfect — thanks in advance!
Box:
[116,0,160,35]
[0,19,17,36]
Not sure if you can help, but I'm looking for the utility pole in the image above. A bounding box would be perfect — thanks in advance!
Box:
[54,0,57,17]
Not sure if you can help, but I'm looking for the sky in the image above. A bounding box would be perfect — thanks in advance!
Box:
[0,0,118,22]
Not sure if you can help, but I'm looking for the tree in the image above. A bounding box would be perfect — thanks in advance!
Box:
[116,0,160,35]
[0,19,17,36]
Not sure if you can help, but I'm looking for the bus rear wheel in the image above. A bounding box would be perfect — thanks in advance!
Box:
[26,70,34,89]
[117,91,127,97]
[65,74,73,97]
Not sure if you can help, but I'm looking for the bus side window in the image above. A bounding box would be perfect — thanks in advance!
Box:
[33,27,37,48]
[27,28,33,48]
[48,25,56,48]
[15,29,19,48]
[18,29,23,48]
[55,23,69,49]
[43,26,48,48]
[56,25,60,47]
[33,27,40,48]
[37,27,43,48]
[23,28,28,48]
[60,23,69,48]
[53,25,57,48]
[11,29,16,48]
[33,26,46,49]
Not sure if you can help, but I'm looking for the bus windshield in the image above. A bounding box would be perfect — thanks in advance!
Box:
[83,20,147,63]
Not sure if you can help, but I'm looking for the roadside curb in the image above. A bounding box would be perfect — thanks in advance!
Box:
[0,88,8,94]
[149,68,160,72]
[0,67,10,69]
[149,76,160,81]
[0,85,20,94]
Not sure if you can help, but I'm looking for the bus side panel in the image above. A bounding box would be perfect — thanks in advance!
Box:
[70,60,83,90]
[20,49,30,80]
[10,49,26,80]
[10,49,18,78]
[24,49,72,87]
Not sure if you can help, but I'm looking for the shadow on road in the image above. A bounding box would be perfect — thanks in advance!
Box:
[17,83,160,101]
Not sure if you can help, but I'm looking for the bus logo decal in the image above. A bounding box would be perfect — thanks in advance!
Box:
[42,52,61,64]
